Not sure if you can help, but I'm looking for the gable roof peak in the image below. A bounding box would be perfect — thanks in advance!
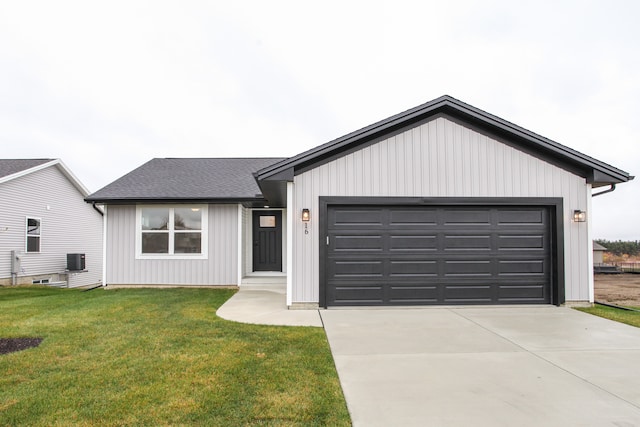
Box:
[0,158,91,196]
[255,95,632,187]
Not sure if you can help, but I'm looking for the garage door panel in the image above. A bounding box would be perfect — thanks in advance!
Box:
[444,235,492,251]
[498,260,546,276]
[332,260,383,277]
[498,284,547,302]
[443,210,491,225]
[388,209,438,226]
[389,235,438,251]
[325,205,552,306]
[444,260,493,276]
[388,284,439,304]
[330,284,384,305]
[389,260,438,277]
[443,285,493,303]
[331,209,384,226]
[498,235,545,250]
[333,235,384,251]
[497,209,545,225]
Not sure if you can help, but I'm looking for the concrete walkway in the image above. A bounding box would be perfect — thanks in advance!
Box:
[216,285,322,327]
[217,289,640,426]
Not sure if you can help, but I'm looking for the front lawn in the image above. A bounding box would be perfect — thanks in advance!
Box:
[0,287,350,426]
[576,304,640,328]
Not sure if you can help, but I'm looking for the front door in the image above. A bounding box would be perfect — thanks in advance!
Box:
[252,211,283,271]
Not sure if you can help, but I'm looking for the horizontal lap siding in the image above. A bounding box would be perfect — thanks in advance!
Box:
[292,117,589,304]
[106,204,238,285]
[0,167,103,287]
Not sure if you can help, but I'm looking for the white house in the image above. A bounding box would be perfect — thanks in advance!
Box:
[86,96,633,306]
[0,159,103,287]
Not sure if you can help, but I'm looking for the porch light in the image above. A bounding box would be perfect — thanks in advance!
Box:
[572,210,586,222]
[301,209,310,222]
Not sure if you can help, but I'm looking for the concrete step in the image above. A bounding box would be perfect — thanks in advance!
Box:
[241,275,286,286]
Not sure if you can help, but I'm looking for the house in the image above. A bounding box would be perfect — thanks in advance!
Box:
[593,241,607,265]
[0,159,103,287]
[86,95,633,307]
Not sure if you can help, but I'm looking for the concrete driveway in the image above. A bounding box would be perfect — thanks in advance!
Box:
[320,307,640,427]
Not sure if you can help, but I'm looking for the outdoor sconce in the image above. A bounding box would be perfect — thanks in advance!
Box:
[302,209,310,235]
[573,210,586,222]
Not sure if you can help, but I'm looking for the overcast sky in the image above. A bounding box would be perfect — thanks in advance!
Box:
[1,1,638,240]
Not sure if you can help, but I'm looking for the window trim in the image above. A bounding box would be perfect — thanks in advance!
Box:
[135,205,208,260]
[25,216,42,253]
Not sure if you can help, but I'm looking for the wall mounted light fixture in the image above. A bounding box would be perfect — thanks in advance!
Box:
[573,210,586,222]
[302,209,310,235]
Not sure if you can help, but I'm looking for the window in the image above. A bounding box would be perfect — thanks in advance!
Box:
[137,206,207,258]
[26,217,41,252]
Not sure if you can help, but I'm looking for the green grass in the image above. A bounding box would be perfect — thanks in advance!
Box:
[0,287,350,426]
[576,304,640,328]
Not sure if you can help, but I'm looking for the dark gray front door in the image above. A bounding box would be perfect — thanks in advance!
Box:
[325,205,551,306]
[252,211,282,272]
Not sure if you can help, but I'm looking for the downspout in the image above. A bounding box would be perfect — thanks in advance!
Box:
[592,184,616,197]
[92,202,104,216]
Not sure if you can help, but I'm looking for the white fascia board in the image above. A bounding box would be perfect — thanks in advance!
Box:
[0,159,59,185]
[0,159,92,197]
[286,182,293,307]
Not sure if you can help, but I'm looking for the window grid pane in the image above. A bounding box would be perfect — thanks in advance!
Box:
[174,208,202,230]
[27,236,40,252]
[174,232,202,253]
[27,218,41,236]
[142,232,169,253]
[141,208,169,230]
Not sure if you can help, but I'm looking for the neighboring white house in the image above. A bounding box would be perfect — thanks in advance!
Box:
[86,96,633,307]
[0,159,103,287]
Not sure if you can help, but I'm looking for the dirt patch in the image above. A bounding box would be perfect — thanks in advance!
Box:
[0,338,43,355]
[594,274,640,307]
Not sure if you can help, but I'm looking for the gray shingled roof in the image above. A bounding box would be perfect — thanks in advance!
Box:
[0,159,53,179]
[593,241,608,251]
[86,158,285,202]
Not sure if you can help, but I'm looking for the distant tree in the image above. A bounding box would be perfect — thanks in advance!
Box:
[595,239,640,256]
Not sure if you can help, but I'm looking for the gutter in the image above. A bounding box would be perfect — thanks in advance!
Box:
[592,184,616,197]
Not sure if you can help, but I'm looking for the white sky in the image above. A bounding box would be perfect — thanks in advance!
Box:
[1,0,638,239]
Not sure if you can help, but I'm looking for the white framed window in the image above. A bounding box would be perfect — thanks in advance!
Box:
[135,205,208,259]
[26,217,41,253]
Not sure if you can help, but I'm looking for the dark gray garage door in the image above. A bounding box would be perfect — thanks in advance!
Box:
[325,205,552,306]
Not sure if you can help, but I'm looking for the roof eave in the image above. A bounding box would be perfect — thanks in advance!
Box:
[84,196,269,205]
[255,95,632,185]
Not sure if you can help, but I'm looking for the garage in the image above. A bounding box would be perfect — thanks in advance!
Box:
[254,96,631,308]
[322,199,559,307]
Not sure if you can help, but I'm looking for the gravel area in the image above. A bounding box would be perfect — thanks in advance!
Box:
[594,274,640,307]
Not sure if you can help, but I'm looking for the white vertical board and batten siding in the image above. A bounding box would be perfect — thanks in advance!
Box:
[292,117,590,304]
[0,166,103,287]
[106,204,238,285]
